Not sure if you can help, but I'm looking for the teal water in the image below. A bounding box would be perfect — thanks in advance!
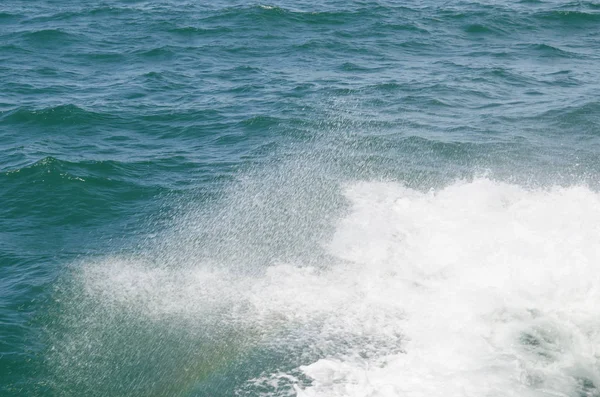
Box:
[2,1,600,396]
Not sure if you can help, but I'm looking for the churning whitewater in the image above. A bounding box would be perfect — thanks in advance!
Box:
[63,178,600,397]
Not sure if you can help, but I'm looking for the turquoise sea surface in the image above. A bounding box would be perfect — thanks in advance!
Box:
[2,1,600,396]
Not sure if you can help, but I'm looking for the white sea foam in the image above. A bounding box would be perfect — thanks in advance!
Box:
[80,178,600,396]
[296,179,600,397]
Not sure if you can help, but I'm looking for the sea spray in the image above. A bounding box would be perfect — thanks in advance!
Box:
[46,178,600,396]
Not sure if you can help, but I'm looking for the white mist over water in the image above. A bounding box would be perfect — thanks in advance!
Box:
[76,177,600,397]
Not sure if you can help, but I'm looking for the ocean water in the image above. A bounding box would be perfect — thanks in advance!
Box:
[1,0,600,396]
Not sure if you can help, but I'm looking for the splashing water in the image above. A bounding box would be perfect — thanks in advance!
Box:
[50,177,600,397]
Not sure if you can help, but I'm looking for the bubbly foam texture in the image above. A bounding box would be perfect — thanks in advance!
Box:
[297,179,600,397]
[81,179,600,396]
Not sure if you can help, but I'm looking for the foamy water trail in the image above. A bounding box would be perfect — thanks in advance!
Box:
[61,178,600,396]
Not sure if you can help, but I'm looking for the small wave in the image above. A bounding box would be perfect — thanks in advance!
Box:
[464,23,507,35]
[3,156,104,181]
[0,12,22,21]
[226,65,262,73]
[167,25,233,36]
[541,101,600,133]
[25,6,132,23]
[77,51,125,63]
[138,108,221,124]
[200,5,291,24]
[1,156,180,199]
[5,156,63,174]
[339,62,381,72]
[239,115,281,129]
[0,105,114,126]
[373,20,430,34]
[434,9,489,21]
[371,81,402,91]
[293,39,373,55]
[257,4,287,13]
[20,29,80,45]
[134,46,176,59]
[203,4,383,27]
[536,10,600,24]
[485,67,539,86]
[87,6,135,17]
[515,43,578,59]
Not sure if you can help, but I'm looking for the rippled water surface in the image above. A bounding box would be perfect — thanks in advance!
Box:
[1,1,600,396]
